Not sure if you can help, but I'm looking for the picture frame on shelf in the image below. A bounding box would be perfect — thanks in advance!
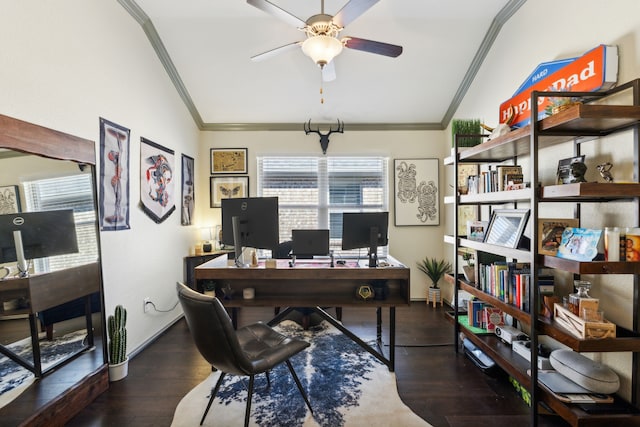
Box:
[538,218,580,256]
[210,175,248,208]
[467,220,488,242]
[556,227,602,261]
[458,205,477,237]
[210,148,248,174]
[556,155,586,184]
[484,209,530,249]
[457,164,479,195]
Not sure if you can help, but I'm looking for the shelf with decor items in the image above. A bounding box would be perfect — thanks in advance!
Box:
[445,78,640,426]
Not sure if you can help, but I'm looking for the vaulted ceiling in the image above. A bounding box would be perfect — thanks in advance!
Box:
[119,0,524,130]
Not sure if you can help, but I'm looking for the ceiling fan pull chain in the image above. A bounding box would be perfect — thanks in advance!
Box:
[320,73,324,104]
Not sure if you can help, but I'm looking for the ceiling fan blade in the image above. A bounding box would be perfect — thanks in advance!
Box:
[251,41,303,62]
[332,0,380,28]
[343,36,403,57]
[322,61,336,82]
[246,0,306,28]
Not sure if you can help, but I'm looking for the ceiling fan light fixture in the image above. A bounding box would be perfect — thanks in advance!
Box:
[301,35,343,67]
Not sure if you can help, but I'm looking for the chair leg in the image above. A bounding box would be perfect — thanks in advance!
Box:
[285,360,313,414]
[265,370,271,387]
[200,372,225,425]
[245,375,255,427]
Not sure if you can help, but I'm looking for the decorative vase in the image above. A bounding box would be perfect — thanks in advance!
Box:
[427,287,441,307]
[462,265,475,283]
[109,357,129,382]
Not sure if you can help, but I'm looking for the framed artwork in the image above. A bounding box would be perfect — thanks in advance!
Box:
[210,148,248,174]
[556,155,586,184]
[394,158,439,226]
[140,137,176,223]
[457,205,477,236]
[457,163,478,195]
[99,118,131,231]
[181,154,195,226]
[484,209,530,248]
[538,218,579,256]
[210,176,248,208]
[0,185,21,214]
[557,227,602,261]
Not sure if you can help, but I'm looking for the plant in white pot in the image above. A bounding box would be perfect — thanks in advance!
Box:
[107,304,128,381]
[417,257,452,307]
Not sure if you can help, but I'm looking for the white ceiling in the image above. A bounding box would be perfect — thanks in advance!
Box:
[122,0,523,130]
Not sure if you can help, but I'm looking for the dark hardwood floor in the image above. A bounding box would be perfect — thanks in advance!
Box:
[58,303,568,427]
[0,303,570,426]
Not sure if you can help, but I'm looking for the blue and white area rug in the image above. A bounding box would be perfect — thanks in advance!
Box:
[171,320,432,427]
[0,329,88,409]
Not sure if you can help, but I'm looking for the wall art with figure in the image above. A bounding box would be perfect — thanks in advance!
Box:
[99,118,130,231]
[394,158,439,226]
[140,137,175,224]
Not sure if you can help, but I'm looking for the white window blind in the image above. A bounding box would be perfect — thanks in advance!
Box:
[258,156,389,258]
[22,173,98,273]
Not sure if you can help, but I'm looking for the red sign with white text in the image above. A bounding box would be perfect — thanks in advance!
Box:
[500,45,618,128]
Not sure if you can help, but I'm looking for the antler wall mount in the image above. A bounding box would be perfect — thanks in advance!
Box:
[304,119,344,154]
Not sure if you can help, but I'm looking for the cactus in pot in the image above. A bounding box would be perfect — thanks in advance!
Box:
[108,304,127,365]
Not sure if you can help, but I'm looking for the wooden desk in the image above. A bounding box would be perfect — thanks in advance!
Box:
[194,255,410,371]
[0,263,101,376]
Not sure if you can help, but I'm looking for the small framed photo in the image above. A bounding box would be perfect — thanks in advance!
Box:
[556,155,585,184]
[467,220,488,242]
[210,176,249,208]
[0,185,21,214]
[538,218,579,256]
[210,148,248,174]
[484,209,530,248]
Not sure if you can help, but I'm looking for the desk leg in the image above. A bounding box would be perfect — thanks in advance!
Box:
[313,307,394,371]
[376,307,382,344]
[389,307,395,372]
[29,314,43,377]
[85,295,94,347]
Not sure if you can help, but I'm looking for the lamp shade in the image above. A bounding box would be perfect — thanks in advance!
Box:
[301,35,343,67]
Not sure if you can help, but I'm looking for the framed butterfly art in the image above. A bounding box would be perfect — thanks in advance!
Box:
[210,176,249,208]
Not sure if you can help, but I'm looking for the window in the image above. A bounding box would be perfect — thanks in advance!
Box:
[258,156,389,257]
[22,173,98,273]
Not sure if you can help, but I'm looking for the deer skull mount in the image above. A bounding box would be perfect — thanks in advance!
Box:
[304,119,344,154]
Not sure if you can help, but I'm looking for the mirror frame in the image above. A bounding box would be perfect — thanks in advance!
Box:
[0,113,108,424]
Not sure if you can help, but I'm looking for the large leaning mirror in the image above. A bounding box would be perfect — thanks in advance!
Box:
[0,114,108,426]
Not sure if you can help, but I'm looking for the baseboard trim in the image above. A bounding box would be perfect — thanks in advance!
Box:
[128,313,184,359]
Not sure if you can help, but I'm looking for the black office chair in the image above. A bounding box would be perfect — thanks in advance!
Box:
[176,282,313,427]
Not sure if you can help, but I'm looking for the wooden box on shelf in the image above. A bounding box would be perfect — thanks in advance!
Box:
[553,304,616,339]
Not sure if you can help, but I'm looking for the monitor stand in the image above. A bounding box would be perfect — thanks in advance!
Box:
[13,230,29,277]
[368,226,379,268]
[232,216,249,268]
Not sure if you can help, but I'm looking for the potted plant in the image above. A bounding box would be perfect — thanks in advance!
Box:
[451,118,483,148]
[417,257,452,306]
[107,304,128,381]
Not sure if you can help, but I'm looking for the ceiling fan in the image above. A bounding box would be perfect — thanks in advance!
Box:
[247,0,403,81]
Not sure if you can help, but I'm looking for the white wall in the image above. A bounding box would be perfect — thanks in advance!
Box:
[197,130,449,300]
[452,0,640,400]
[0,1,199,355]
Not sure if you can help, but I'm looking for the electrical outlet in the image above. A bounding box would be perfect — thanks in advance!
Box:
[143,297,151,313]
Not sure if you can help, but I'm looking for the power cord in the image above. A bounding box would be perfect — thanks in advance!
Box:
[145,300,180,313]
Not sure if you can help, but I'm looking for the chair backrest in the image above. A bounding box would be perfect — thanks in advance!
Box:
[176,282,251,376]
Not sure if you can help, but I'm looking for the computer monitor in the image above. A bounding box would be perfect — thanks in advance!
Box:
[341,212,389,267]
[292,229,330,258]
[221,197,279,266]
[0,209,79,276]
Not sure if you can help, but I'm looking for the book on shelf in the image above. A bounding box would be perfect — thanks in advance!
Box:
[496,165,522,191]
[483,306,504,332]
[468,299,486,328]
[504,173,525,190]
